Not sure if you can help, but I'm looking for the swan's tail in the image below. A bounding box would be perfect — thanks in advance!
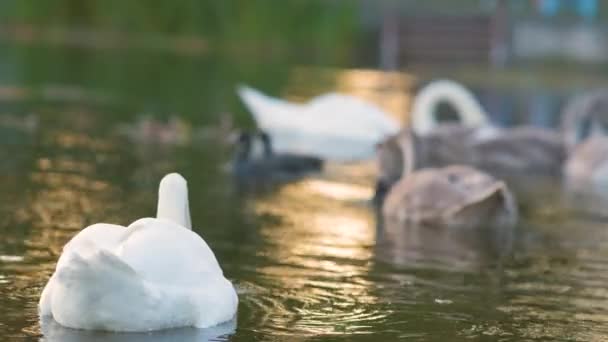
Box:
[236,85,300,130]
[236,85,268,125]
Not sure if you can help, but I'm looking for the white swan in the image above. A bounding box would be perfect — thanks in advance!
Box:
[38,173,238,332]
[237,85,400,161]
[410,79,490,136]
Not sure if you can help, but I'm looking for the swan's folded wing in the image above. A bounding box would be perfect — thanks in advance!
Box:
[118,218,223,286]
[55,249,139,285]
[309,93,400,136]
[53,223,126,272]
[238,85,401,160]
[39,223,126,317]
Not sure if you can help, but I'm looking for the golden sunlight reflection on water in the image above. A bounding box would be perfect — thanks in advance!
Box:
[300,179,373,202]
[244,176,385,335]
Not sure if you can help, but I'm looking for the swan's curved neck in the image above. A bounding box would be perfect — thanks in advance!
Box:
[411,80,489,135]
[397,132,415,178]
[157,173,192,229]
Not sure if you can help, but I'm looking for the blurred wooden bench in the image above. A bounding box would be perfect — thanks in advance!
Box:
[397,15,493,64]
[378,9,508,67]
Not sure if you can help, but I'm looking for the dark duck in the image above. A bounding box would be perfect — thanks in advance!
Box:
[232,131,323,186]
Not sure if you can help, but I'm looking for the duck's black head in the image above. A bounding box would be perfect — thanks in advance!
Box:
[258,131,273,157]
[234,131,253,161]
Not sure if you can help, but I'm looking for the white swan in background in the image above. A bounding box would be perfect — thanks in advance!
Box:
[39,173,238,332]
[410,79,491,136]
[237,85,400,161]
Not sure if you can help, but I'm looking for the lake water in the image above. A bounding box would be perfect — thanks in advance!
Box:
[1,39,608,341]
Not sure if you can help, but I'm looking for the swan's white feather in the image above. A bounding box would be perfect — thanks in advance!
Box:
[237,85,400,160]
[38,174,237,332]
[117,218,223,285]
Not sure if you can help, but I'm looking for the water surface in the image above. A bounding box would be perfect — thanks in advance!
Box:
[0,40,608,342]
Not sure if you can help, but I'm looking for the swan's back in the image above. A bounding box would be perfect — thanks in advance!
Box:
[308,93,400,136]
[239,86,399,137]
[470,127,565,176]
[117,218,223,287]
[237,85,400,160]
[56,223,126,270]
[384,166,497,216]
[383,165,517,229]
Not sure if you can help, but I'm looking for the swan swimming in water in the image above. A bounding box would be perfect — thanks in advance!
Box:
[236,80,494,161]
[38,173,238,332]
[379,130,518,230]
[237,85,400,161]
[374,80,565,202]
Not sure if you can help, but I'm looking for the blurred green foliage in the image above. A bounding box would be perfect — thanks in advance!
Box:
[0,1,358,126]
[0,1,356,58]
